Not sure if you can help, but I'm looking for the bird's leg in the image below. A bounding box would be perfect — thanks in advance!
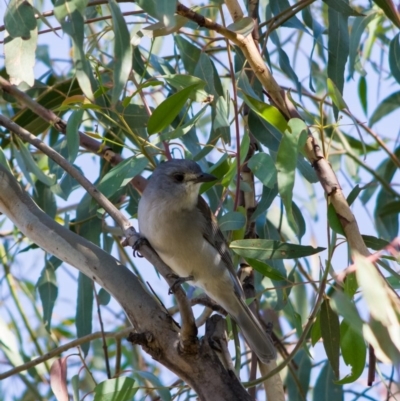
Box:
[132,236,151,258]
[167,273,194,294]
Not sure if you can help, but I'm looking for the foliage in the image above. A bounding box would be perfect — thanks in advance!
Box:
[0,0,399,400]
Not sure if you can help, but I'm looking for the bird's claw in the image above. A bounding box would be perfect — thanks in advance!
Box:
[167,274,194,294]
[132,237,150,258]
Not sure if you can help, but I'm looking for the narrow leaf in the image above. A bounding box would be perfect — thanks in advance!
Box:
[109,0,133,104]
[147,84,198,134]
[230,239,324,259]
[320,299,340,379]
[76,273,93,356]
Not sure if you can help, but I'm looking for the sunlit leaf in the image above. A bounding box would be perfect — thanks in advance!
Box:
[230,239,325,259]
[147,84,198,134]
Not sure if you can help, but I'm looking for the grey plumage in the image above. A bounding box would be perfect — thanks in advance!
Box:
[138,159,276,363]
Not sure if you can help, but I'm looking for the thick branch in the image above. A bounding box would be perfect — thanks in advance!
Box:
[0,164,253,401]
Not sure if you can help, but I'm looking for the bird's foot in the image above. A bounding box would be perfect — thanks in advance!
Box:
[167,274,194,294]
[132,237,150,258]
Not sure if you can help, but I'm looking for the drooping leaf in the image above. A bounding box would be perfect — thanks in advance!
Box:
[174,36,201,75]
[327,4,349,120]
[323,0,363,16]
[4,0,37,38]
[286,350,312,401]
[248,152,277,189]
[37,262,58,332]
[336,320,366,384]
[147,85,198,134]
[66,109,83,164]
[4,30,38,86]
[276,119,307,232]
[390,33,400,84]
[54,1,96,100]
[50,357,69,401]
[320,299,340,379]
[348,12,378,78]
[14,137,56,186]
[230,239,324,259]
[313,362,344,401]
[76,272,93,356]
[135,0,177,27]
[109,0,133,105]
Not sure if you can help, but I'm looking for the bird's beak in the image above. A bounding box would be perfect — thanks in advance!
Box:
[194,172,217,183]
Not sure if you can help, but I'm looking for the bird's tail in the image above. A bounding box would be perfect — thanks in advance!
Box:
[229,296,276,364]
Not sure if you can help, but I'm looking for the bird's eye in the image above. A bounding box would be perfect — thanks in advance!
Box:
[174,174,185,182]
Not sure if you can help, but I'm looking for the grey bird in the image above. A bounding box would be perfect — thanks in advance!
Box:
[138,159,276,363]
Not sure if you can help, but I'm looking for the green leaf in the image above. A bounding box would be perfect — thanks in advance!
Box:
[13,78,82,135]
[227,17,255,37]
[174,36,201,75]
[327,4,349,120]
[320,299,340,379]
[97,156,148,199]
[372,0,400,28]
[54,2,95,100]
[134,371,171,401]
[98,288,111,306]
[4,29,38,86]
[135,0,177,27]
[4,0,37,38]
[230,239,325,259]
[378,200,400,217]
[245,258,287,280]
[313,362,344,401]
[147,84,198,134]
[242,93,287,133]
[331,291,363,335]
[218,211,246,232]
[109,0,133,105]
[390,33,400,85]
[37,263,58,332]
[286,350,312,401]
[94,377,137,401]
[323,0,363,16]
[160,105,207,140]
[369,91,400,126]
[76,273,93,356]
[0,147,12,173]
[311,312,322,346]
[15,137,56,186]
[142,16,188,38]
[33,181,57,219]
[66,110,82,164]
[327,204,345,235]
[248,152,277,188]
[276,119,307,232]
[336,320,366,384]
[347,184,362,206]
[358,76,367,115]
[348,13,378,79]
[327,78,347,110]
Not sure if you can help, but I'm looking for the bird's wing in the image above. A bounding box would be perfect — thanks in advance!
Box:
[197,196,244,296]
